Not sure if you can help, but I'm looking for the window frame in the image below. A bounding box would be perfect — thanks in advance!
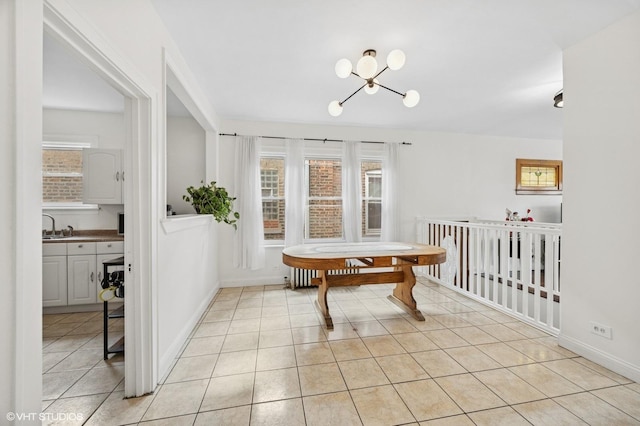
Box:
[259,140,386,245]
[515,158,563,195]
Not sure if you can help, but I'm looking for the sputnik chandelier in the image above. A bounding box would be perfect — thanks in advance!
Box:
[328,49,419,117]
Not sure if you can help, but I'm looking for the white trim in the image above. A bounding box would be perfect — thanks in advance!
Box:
[221,276,286,287]
[42,204,99,211]
[13,0,44,416]
[558,333,640,383]
[160,214,212,234]
[43,133,99,147]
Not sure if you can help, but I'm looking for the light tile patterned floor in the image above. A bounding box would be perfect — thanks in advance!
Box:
[42,278,640,425]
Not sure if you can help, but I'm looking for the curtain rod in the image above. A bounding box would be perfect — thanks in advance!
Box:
[219,132,412,146]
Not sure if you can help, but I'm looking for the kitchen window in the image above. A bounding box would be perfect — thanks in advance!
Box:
[42,139,95,208]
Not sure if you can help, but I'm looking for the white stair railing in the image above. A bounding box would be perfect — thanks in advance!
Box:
[416,217,562,335]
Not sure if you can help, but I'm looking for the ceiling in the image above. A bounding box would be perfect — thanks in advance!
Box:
[44,1,640,140]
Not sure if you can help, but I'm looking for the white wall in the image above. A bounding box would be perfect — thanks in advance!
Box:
[156,218,218,375]
[43,108,126,230]
[560,10,640,382]
[55,0,223,389]
[167,115,206,215]
[217,119,562,286]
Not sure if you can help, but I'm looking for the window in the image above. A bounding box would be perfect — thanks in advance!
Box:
[362,162,382,236]
[516,158,563,195]
[42,141,92,206]
[306,158,343,240]
[260,157,285,239]
[259,144,385,242]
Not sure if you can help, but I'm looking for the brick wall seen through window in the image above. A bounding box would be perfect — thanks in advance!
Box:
[42,148,84,203]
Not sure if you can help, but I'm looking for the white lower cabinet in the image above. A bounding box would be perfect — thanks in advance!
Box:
[43,240,123,307]
[43,255,67,307]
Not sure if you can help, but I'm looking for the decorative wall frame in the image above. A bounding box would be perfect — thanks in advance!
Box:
[516,158,563,195]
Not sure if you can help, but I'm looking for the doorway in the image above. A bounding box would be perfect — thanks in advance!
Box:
[42,4,156,398]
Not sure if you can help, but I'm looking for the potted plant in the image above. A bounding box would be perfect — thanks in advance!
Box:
[183,181,240,229]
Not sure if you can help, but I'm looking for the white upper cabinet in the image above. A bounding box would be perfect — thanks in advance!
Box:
[83,148,123,204]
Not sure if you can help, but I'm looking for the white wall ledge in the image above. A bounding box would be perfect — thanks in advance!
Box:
[161,214,212,234]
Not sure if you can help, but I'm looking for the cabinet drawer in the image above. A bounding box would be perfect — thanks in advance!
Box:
[67,242,97,255]
[97,241,124,254]
[43,243,67,256]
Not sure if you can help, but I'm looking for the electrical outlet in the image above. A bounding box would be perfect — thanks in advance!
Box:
[589,321,612,339]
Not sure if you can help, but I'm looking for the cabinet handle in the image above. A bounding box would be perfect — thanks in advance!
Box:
[116,171,120,182]
[122,171,124,181]
[78,244,83,248]
[90,272,95,282]
[98,272,102,282]
[107,244,112,248]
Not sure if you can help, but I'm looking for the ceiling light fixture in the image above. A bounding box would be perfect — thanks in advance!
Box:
[553,90,563,108]
[328,49,419,117]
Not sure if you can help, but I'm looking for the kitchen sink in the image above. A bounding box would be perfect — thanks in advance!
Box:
[42,235,69,240]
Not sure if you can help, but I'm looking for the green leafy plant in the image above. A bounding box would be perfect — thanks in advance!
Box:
[183,181,240,229]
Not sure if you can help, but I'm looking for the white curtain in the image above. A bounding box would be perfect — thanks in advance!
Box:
[381,142,400,242]
[233,136,265,269]
[342,141,362,242]
[284,139,305,247]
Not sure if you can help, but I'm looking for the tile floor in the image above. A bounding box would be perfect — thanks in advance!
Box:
[42,278,640,425]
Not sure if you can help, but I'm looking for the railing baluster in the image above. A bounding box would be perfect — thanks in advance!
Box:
[414,217,561,336]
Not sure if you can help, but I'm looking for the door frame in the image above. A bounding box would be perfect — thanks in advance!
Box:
[42,1,158,397]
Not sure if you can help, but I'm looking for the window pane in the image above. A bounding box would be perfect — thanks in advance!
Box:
[263,200,285,240]
[42,149,83,203]
[260,157,285,240]
[43,176,83,202]
[308,159,341,197]
[308,200,342,239]
[366,200,382,231]
[43,149,83,174]
[362,162,382,236]
[520,166,557,187]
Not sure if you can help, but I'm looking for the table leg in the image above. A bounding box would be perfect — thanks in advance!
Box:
[315,270,334,329]
[388,263,425,321]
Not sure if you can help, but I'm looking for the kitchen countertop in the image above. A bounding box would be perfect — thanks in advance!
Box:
[42,229,124,243]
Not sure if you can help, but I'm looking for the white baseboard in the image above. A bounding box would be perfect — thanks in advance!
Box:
[220,276,285,288]
[558,333,640,383]
[157,284,219,381]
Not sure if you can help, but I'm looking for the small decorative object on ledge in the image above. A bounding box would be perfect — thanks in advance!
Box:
[505,208,534,222]
[183,181,240,229]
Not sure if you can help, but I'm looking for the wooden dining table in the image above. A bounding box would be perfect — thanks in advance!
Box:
[282,242,446,329]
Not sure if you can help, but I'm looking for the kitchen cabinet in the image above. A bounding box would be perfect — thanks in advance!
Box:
[43,240,124,307]
[82,148,123,204]
[67,242,97,305]
[43,243,68,307]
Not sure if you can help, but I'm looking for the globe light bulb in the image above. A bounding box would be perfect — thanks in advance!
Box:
[364,79,380,95]
[335,58,352,79]
[356,55,377,79]
[328,100,343,116]
[403,90,420,108]
[387,49,406,71]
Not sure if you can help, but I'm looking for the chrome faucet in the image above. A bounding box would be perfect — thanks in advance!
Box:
[42,213,56,235]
